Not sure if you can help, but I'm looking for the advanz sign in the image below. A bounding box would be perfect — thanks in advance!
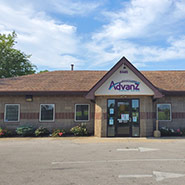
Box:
[109,80,140,92]
[94,64,154,96]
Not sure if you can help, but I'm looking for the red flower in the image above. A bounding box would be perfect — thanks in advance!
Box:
[58,132,63,137]
[177,129,181,132]
[0,132,4,136]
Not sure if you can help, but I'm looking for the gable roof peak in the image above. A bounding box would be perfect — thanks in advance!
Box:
[86,56,163,99]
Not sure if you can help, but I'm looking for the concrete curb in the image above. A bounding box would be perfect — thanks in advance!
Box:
[1,136,185,143]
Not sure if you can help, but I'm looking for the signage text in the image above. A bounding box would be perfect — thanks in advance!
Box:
[108,80,140,91]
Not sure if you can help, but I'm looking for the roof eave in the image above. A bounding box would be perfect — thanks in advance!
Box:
[160,90,185,96]
[0,91,88,96]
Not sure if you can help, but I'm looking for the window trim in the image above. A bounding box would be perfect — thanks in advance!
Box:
[4,104,20,122]
[157,103,172,121]
[39,104,55,122]
[74,104,90,122]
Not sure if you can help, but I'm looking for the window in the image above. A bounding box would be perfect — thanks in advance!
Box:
[107,99,115,126]
[4,104,20,122]
[75,104,90,121]
[107,99,115,137]
[132,99,140,137]
[40,104,55,122]
[157,104,171,121]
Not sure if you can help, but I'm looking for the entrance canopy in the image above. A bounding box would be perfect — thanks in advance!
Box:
[86,57,163,99]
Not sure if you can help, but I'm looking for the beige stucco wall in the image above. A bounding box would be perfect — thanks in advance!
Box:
[0,95,95,133]
[140,96,154,137]
[94,97,107,137]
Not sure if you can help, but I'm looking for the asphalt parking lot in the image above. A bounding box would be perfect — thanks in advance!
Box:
[0,137,185,185]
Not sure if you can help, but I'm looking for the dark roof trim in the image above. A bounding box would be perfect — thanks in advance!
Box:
[0,91,87,96]
[86,56,163,99]
[160,90,185,96]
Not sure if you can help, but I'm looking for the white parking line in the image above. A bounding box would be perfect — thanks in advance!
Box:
[117,147,159,152]
[52,158,185,165]
[119,174,152,178]
[153,171,185,181]
[117,148,138,151]
[119,171,185,182]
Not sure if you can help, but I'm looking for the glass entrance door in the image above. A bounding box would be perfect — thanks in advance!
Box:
[107,99,140,137]
[116,100,131,136]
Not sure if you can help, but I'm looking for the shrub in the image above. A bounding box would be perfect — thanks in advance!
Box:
[160,127,171,136]
[176,128,183,136]
[16,125,35,137]
[0,128,3,136]
[3,129,12,137]
[52,129,66,137]
[181,129,185,136]
[0,128,12,137]
[70,123,88,136]
[35,127,50,137]
[0,127,5,137]
[160,127,184,136]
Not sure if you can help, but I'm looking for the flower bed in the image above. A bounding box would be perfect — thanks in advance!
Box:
[159,127,185,136]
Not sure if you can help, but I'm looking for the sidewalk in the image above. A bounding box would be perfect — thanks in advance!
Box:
[1,136,185,143]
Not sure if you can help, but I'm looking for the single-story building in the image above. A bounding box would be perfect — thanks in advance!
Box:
[0,57,185,137]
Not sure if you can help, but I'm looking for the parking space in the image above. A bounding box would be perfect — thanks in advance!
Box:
[0,137,185,185]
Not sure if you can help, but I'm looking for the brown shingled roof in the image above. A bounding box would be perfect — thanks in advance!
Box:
[142,71,185,91]
[0,71,107,93]
[0,70,185,94]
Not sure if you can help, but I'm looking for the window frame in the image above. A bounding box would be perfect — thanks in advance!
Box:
[4,104,20,122]
[39,104,55,122]
[74,104,90,122]
[157,103,172,121]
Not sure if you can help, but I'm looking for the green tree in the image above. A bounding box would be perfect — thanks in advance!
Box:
[0,31,36,78]
[38,70,49,73]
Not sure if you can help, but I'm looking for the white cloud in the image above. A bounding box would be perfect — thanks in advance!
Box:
[49,0,102,16]
[86,35,185,69]
[1,0,185,71]
[0,1,85,70]
[140,36,185,62]
[2,0,102,16]
[93,0,172,41]
[87,0,185,68]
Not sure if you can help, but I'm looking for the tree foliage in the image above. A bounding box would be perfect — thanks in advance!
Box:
[38,70,49,73]
[0,31,36,78]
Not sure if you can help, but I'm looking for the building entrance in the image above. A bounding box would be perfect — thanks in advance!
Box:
[107,99,140,137]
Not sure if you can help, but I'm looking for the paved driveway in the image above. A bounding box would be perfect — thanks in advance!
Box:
[0,137,185,185]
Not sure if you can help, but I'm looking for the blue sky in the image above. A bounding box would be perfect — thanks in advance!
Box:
[1,0,185,71]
